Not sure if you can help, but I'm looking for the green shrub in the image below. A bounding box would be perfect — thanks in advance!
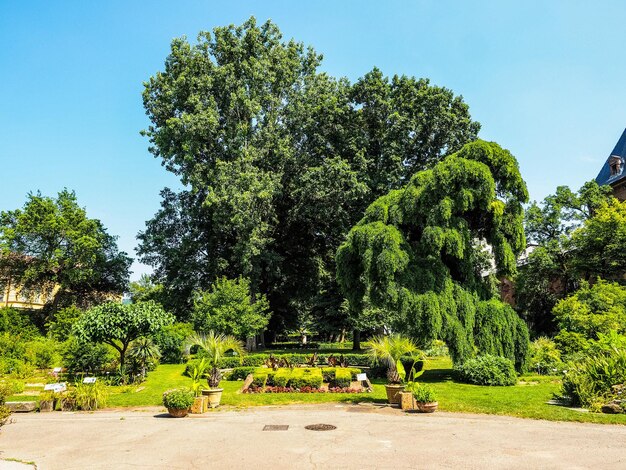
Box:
[0,332,26,360]
[226,366,256,381]
[162,388,194,409]
[455,355,517,386]
[252,372,268,388]
[424,339,449,357]
[153,323,194,364]
[333,369,352,388]
[62,337,112,374]
[0,405,10,425]
[0,307,39,339]
[26,338,59,369]
[273,369,291,387]
[529,337,563,375]
[562,347,626,408]
[72,381,109,410]
[287,368,323,389]
[47,306,82,341]
[0,358,35,378]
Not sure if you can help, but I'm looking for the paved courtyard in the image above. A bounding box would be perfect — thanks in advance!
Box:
[1,404,625,469]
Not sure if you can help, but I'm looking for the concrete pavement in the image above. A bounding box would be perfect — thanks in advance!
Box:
[1,404,625,469]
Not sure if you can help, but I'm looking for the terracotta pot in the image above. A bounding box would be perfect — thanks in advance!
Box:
[60,398,76,412]
[400,391,417,411]
[385,384,405,405]
[167,407,189,418]
[190,396,207,414]
[416,401,438,413]
[202,388,223,408]
[39,400,54,412]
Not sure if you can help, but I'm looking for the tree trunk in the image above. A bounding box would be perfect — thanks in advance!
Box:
[246,336,256,351]
[259,332,266,349]
[352,330,361,350]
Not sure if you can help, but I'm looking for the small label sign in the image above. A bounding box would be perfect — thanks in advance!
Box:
[53,367,62,373]
[356,373,367,381]
[44,382,67,392]
[83,377,97,384]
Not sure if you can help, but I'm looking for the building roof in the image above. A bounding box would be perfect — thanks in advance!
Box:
[596,128,626,187]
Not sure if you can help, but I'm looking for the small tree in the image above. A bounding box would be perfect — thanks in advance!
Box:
[192,277,270,343]
[74,301,174,372]
[186,332,244,389]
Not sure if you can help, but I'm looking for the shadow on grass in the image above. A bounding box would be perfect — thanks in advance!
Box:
[419,368,455,383]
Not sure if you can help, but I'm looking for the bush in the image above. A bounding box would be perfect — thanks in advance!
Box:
[72,381,109,410]
[162,388,195,409]
[153,323,194,364]
[455,355,517,386]
[62,337,112,375]
[333,369,352,388]
[226,366,256,381]
[562,347,626,408]
[25,338,60,369]
[0,358,35,378]
[266,342,320,350]
[424,340,449,357]
[273,369,291,387]
[287,368,323,389]
[529,337,563,375]
[252,372,268,388]
[0,332,26,360]
[47,306,82,341]
[0,307,39,339]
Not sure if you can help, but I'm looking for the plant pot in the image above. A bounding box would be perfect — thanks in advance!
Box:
[39,400,54,412]
[416,401,438,413]
[400,391,417,411]
[60,398,76,412]
[385,384,405,405]
[190,395,207,414]
[202,388,223,408]
[167,407,189,418]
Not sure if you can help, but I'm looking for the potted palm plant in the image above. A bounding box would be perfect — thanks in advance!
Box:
[186,332,244,408]
[367,334,419,405]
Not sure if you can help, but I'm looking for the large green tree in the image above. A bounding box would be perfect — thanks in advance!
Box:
[137,17,480,335]
[516,182,613,335]
[336,140,530,369]
[0,190,131,313]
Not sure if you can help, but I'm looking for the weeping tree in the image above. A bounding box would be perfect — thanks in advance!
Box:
[336,140,530,370]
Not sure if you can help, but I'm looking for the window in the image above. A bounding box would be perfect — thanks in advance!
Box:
[609,156,623,177]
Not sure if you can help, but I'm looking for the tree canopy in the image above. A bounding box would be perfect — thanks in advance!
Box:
[516,181,614,336]
[74,301,174,370]
[192,277,271,341]
[336,140,530,369]
[0,190,131,313]
[137,17,480,335]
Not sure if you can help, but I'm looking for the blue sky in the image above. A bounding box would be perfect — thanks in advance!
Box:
[1,1,625,279]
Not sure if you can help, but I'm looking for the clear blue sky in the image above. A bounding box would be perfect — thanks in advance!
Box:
[1,1,625,279]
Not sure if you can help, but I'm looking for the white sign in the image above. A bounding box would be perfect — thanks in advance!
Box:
[356,373,367,381]
[83,377,97,384]
[53,367,62,373]
[44,382,67,392]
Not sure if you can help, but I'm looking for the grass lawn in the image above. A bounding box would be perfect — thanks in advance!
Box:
[101,358,626,424]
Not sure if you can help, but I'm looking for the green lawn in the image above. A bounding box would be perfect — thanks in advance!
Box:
[21,358,626,424]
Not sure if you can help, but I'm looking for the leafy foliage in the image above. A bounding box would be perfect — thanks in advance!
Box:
[517,181,614,336]
[46,305,82,342]
[0,190,131,312]
[192,277,270,340]
[406,382,437,403]
[455,355,517,386]
[553,280,626,355]
[62,337,112,374]
[74,301,174,369]
[153,322,194,364]
[337,140,530,368]
[162,388,195,409]
[0,307,39,339]
[562,347,626,408]
[137,17,480,335]
[528,337,563,375]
